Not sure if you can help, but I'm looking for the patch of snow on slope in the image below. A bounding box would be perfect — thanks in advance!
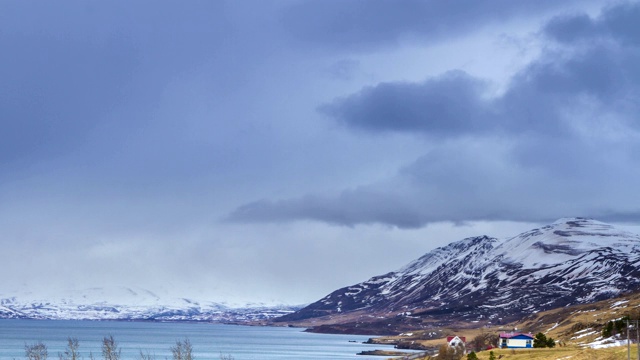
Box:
[586,337,629,349]
[546,323,559,333]
[611,300,629,308]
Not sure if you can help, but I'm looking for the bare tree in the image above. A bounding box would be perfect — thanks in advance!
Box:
[469,333,499,352]
[170,339,193,360]
[219,354,234,360]
[435,343,465,360]
[58,337,80,360]
[101,336,120,360]
[25,342,48,360]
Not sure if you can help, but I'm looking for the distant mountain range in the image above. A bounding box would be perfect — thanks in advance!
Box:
[0,286,299,322]
[275,218,640,334]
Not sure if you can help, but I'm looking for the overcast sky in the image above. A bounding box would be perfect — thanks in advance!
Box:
[2,0,640,306]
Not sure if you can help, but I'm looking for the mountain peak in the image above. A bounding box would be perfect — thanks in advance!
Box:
[494,218,640,268]
[398,235,497,275]
[552,216,594,224]
[551,217,613,228]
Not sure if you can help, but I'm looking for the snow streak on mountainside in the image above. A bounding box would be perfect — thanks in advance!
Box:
[278,218,640,328]
[0,286,299,322]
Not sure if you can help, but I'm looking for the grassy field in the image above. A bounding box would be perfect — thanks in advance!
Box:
[468,346,638,360]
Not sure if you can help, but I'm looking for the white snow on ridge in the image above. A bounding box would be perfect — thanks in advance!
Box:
[495,218,640,269]
[398,236,498,276]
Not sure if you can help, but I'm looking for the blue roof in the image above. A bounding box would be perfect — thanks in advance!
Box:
[500,332,534,339]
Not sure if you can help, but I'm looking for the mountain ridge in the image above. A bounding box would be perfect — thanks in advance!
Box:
[0,286,301,322]
[275,218,640,334]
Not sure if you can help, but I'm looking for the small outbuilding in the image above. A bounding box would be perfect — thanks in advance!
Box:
[498,332,534,348]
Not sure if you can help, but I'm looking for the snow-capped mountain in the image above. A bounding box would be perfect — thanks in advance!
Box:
[0,286,299,322]
[277,218,640,330]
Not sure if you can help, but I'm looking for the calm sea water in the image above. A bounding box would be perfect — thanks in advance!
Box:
[0,320,397,359]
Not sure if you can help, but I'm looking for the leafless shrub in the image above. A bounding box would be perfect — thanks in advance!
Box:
[101,336,120,360]
[25,342,48,360]
[58,337,80,360]
[170,339,193,360]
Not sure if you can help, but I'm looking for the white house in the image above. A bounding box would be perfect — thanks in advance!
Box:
[446,336,466,355]
[498,332,534,348]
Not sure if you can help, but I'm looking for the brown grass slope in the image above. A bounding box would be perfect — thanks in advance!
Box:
[462,346,637,360]
[371,290,640,359]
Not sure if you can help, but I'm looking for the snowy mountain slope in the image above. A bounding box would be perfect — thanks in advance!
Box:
[277,218,640,329]
[0,286,299,322]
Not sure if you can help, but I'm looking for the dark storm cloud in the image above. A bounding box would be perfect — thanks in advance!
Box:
[324,5,640,138]
[319,71,496,135]
[230,1,640,228]
[544,1,640,45]
[281,0,585,51]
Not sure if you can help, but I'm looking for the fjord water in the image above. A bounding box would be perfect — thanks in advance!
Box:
[0,320,390,359]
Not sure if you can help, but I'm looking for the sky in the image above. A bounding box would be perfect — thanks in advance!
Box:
[1,0,640,306]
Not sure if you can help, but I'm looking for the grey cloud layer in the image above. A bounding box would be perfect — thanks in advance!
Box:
[544,2,640,44]
[0,1,230,171]
[2,0,636,304]
[229,1,640,228]
[282,0,584,51]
